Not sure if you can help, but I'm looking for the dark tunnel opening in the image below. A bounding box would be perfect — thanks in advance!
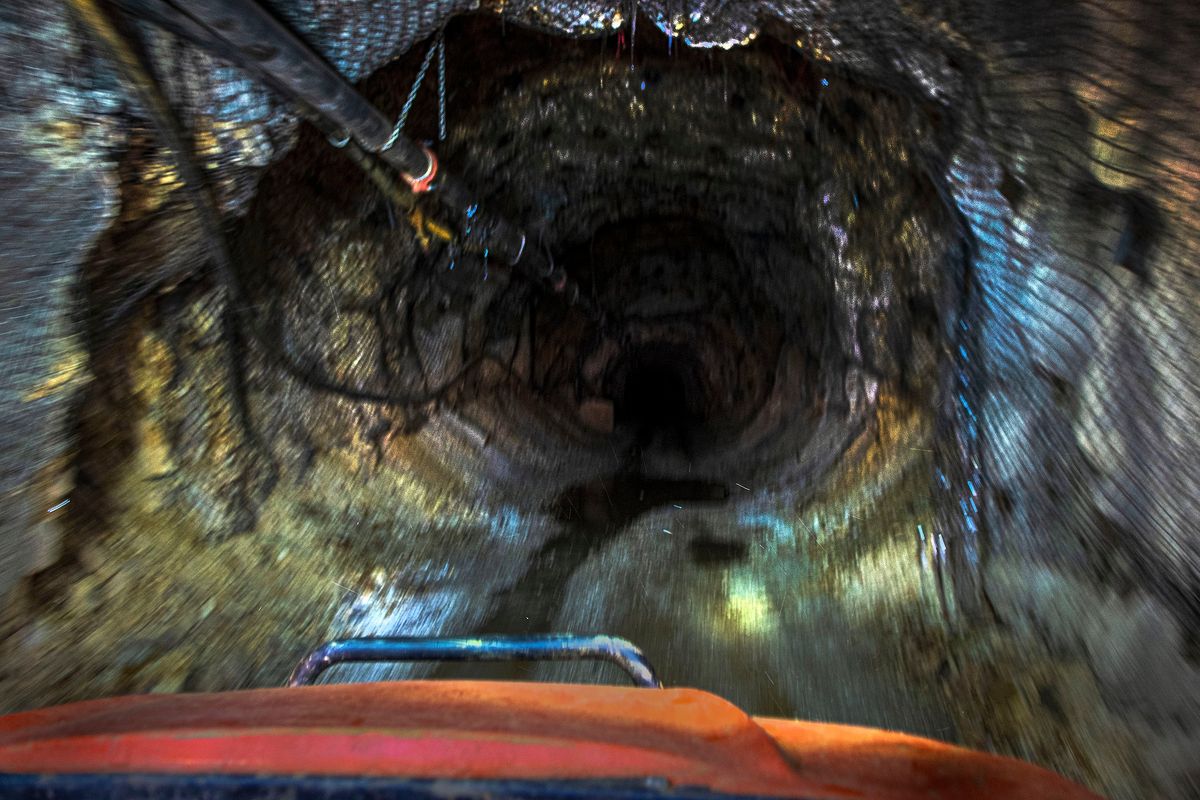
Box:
[608,343,704,454]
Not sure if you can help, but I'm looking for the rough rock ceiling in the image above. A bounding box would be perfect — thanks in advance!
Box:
[1,2,1199,799]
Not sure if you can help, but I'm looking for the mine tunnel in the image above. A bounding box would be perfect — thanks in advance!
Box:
[1,1,1199,799]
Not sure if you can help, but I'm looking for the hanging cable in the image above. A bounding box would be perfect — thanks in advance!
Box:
[65,0,266,443]
[630,0,638,66]
[388,30,441,148]
[437,31,447,143]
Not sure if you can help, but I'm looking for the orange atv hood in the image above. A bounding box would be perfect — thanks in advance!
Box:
[0,680,1100,799]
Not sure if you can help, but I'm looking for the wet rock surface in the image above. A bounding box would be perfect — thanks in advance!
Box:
[2,5,1200,800]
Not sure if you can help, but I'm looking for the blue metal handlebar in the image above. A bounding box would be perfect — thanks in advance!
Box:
[287,634,664,688]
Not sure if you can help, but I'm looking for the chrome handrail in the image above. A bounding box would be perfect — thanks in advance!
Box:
[287,634,663,688]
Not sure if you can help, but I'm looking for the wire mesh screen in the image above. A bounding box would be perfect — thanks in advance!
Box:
[1,2,1198,798]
